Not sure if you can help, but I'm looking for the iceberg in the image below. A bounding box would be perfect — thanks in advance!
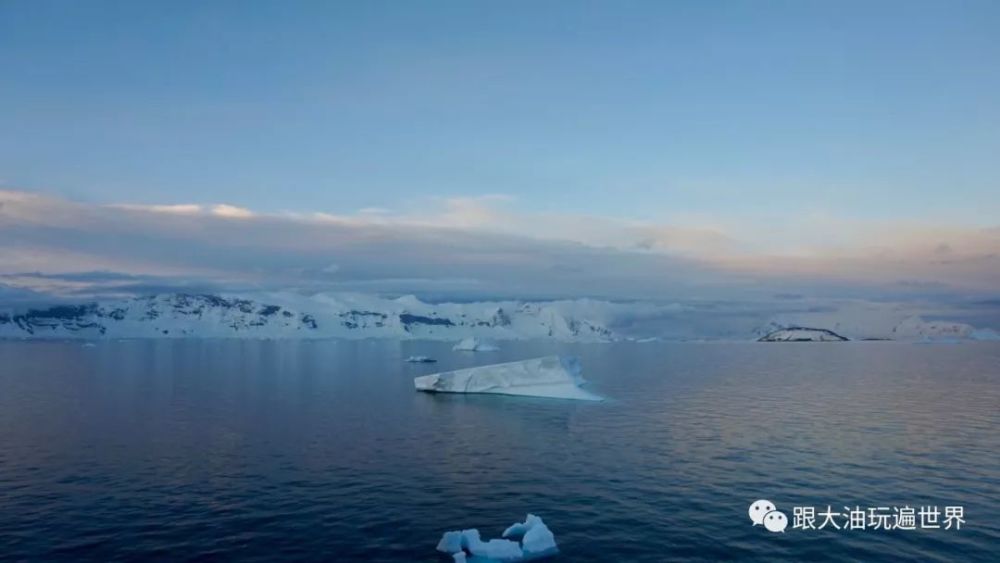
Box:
[414,356,601,401]
[437,531,465,554]
[404,355,437,363]
[467,534,524,560]
[436,514,558,561]
[503,514,558,559]
[452,337,499,352]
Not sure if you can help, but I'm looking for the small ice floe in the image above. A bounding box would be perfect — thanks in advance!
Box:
[436,514,558,561]
[452,337,499,352]
[404,355,437,363]
[414,356,601,401]
[81,342,97,348]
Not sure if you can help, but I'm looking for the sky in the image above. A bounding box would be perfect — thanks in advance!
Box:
[1,1,998,302]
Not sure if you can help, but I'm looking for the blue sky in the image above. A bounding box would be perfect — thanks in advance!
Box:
[1,1,998,300]
[3,0,999,221]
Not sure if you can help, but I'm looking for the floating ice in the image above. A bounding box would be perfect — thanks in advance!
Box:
[437,531,464,553]
[404,355,437,363]
[452,337,499,352]
[436,514,558,561]
[503,514,558,559]
[465,531,523,560]
[414,356,601,401]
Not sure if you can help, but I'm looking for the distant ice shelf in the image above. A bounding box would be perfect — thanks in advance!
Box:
[414,356,602,401]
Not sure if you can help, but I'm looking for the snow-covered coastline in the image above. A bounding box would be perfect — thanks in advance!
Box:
[754,301,1000,343]
[1,292,997,343]
[0,293,617,341]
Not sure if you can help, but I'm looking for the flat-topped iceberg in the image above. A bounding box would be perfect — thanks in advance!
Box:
[436,514,558,561]
[414,356,601,401]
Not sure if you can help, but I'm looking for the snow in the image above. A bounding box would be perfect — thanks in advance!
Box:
[758,301,1000,342]
[0,292,620,342]
[414,356,602,401]
[453,337,499,352]
[436,515,558,561]
[404,355,436,363]
[3,291,997,344]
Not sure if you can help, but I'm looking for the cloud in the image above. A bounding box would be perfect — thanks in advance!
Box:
[210,204,255,219]
[0,189,997,300]
[109,203,203,215]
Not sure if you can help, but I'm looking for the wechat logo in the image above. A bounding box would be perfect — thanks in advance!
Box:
[749,499,788,533]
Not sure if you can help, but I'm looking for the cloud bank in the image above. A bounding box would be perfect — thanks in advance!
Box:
[1,189,997,302]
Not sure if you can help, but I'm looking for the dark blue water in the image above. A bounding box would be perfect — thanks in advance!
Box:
[1,340,998,561]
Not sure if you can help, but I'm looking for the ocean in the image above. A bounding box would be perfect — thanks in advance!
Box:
[1,339,998,561]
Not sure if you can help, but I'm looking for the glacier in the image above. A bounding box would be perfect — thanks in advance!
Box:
[413,356,602,401]
[436,514,558,561]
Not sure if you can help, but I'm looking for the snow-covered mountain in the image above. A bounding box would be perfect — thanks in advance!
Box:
[0,293,616,341]
[755,301,1000,342]
[2,292,997,342]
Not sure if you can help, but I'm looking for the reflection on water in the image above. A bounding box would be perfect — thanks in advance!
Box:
[0,339,998,561]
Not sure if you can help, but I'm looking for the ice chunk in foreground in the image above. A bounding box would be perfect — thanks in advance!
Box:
[453,337,499,352]
[503,514,558,559]
[436,515,558,561]
[404,355,437,363]
[437,531,464,553]
[467,534,523,560]
[414,356,601,401]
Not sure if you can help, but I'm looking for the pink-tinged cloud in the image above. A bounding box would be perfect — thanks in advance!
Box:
[0,189,996,299]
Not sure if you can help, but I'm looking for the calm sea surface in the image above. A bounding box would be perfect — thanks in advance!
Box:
[1,340,998,561]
